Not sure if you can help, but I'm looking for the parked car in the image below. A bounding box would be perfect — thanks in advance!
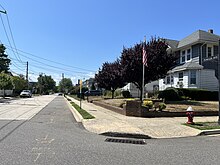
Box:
[84,90,102,96]
[20,90,32,98]
[57,93,63,96]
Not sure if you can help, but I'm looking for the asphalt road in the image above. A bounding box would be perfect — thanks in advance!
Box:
[0,96,220,165]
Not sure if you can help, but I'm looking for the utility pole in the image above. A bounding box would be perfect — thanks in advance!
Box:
[62,73,64,94]
[218,39,220,124]
[26,61,29,89]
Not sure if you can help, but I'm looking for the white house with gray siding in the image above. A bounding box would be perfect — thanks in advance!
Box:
[159,29,219,91]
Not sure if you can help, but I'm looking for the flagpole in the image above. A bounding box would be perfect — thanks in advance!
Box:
[142,36,146,102]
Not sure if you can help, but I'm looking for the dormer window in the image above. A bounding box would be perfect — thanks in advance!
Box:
[181,50,185,63]
[207,46,212,58]
[187,49,191,61]
[180,48,191,63]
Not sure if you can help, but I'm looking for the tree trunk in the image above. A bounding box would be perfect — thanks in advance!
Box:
[111,90,115,99]
[3,89,5,98]
[139,86,143,101]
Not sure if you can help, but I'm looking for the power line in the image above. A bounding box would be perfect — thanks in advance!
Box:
[5,13,22,62]
[0,4,6,11]
[0,14,22,64]
[7,48,90,74]
[5,45,96,72]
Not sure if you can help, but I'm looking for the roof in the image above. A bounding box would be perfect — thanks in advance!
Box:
[169,61,203,72]
[178,30,220,48]
[164,39,179,50]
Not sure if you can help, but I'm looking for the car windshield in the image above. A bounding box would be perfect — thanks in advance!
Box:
[22,90,31,92]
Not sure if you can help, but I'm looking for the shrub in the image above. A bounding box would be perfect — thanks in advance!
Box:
[158,88,181,101]
[122,90,131,98]
[159,103,166,111]
[177,88,218,101]
[143,100,153,109]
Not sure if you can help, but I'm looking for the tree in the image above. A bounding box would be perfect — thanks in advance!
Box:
[91,82,96,90]
[58,78,73,94]
[12,75,26,96]
[0,44,11,73]
[37,74,56,94]
[95,59,125,98]
[120,37,178,100]
[0,72,13,97]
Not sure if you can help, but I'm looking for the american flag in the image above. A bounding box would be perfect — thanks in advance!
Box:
[142,43,147,66]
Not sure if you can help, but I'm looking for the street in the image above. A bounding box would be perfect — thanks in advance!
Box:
[0,96,220,165]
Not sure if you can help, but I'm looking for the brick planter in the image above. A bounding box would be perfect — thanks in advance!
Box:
[93,100,218,118]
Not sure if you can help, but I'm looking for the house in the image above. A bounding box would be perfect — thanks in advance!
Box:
[159,29,220,91]
[121,81,159,98]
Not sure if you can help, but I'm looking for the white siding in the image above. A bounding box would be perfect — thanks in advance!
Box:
[145,81,159,93]
[191,56,199,64]
[200,69,218,91]
[121,83,140,97]
[159,71,189,90]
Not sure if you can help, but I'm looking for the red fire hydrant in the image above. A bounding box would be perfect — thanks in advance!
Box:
[186,106,194,124]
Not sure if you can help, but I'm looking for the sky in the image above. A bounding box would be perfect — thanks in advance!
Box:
[0,0,220,85]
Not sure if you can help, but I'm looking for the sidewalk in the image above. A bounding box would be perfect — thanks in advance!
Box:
[66,96,219,139]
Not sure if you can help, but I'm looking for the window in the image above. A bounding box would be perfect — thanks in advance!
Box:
[171,75,174,83]
[208,47,212,58]
[190,70,196,85]
[187,49,191,61]
[180,48,191,63]
[181,51,185,63]
[179,72,183,81]
[166,76,170,84]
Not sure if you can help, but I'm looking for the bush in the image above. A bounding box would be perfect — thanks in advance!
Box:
[158,88,181,101]
[177,88,218,101]
[122,90,131,98]
[159,88,218,101]
[159,103,166,111]
[143,100,153,109]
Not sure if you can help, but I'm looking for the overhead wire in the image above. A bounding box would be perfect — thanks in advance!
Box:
[6,45,96,72]
[6,46,90,74]
[0,3,22,63]
[0,14,22,63]
[0,39,24,74]
[0,3,94,82]
[5,13,22,62]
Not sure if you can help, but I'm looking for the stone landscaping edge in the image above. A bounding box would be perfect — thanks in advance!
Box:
[93,100,218,117]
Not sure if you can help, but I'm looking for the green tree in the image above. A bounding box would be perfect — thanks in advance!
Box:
[58,78,73,93]
[12,75,26,96]
[0,44,11,73]
[37,74,56,94]
[120,37,178,100]
[0,72,13,97]
[91,82,96,90]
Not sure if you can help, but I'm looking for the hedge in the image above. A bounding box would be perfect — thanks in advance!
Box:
[158,88,218,101]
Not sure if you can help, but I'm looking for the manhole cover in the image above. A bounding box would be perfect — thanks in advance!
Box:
[105,138,146,145]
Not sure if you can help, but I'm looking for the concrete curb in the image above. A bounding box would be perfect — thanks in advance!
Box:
[65,96,83,123]
[198,129,220,136]
[100,132,152,139]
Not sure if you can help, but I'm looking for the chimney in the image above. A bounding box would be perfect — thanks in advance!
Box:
[208,29,214,34]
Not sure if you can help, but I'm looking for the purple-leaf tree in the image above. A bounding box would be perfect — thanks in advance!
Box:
[95,59,125,99]
[120,37,178,100]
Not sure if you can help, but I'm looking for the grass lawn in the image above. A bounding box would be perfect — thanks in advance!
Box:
[70,101,95,119]
[184,122,220,130]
